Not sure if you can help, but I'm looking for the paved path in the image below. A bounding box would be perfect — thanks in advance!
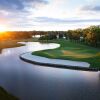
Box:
[20,52,90,68]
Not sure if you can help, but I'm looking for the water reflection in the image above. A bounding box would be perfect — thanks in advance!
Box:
[0,42,100,100]
[2,49,12,56]
[18,42,60,52]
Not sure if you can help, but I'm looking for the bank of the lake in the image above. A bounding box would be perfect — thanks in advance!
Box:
[0,41,100,100]
[32,39,100,68]
[0,38,37,53]
[0,87,18,100]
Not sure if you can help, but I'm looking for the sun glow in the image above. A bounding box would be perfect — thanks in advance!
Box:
[0,26,7,32]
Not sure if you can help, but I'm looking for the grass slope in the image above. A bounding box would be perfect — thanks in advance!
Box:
[32,39,100,68]
[0,87,18,100]
[0,38,35,53]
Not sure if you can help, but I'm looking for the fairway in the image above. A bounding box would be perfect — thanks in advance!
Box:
[32,39,100,68]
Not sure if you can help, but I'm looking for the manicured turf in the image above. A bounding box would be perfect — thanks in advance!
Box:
[32,39,100,68]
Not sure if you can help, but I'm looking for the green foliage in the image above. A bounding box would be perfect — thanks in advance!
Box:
[32,39,100,68]
[38,25,100,47]
[39,32,57,40]
[66,26,100,47]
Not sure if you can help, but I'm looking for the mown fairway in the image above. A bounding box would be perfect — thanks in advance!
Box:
[33,39,100,68]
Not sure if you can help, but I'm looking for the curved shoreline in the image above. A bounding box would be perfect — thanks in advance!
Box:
[19,42,99,71]
[20,52,99,71]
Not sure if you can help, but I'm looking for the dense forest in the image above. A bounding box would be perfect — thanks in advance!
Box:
[0,31,48,40]
[39,26,100,47]
[66,26,100,47]
[0,25,100,47]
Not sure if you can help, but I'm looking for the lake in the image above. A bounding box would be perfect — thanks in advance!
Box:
[0,42,100,100]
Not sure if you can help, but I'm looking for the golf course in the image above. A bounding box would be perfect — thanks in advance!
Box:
[32,39,100,68]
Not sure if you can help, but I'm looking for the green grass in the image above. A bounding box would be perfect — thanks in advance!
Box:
[32,39,100,68]
[0,87,18,100]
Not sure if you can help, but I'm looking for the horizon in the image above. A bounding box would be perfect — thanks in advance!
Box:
[0,25,99,32]
[0,25,96,32]
[0,0,100,31]
[0,1,100,99]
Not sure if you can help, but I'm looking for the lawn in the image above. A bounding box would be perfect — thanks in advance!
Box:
[32,39,100,68]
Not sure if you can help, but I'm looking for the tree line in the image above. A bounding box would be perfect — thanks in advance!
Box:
[66,26,100,47]
[0,25,100,47]
[39,26,100,47]
[0,31,48,40]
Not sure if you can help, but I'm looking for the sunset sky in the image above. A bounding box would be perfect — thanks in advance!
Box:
[0,0,100,31]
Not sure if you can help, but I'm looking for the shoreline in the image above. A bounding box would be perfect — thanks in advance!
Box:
[20,52,98,71]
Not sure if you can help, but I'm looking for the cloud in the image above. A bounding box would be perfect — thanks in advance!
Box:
[34,17,66,23]
[34,17,100,24]
[0,0,48,12]
[0,0,24,11]
[80,5,100,12]
[0,0,49,32]
[0,0,100,31]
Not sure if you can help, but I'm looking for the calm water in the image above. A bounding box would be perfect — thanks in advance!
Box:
[0,42,100,100]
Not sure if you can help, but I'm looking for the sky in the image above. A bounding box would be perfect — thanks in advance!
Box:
[0,0,100,31]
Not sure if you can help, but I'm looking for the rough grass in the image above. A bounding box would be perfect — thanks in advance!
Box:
[0,38,35,53]
[0,40,23,52]
[0,87,18,100]
[32,39,100,68]
[62,50,94,58]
